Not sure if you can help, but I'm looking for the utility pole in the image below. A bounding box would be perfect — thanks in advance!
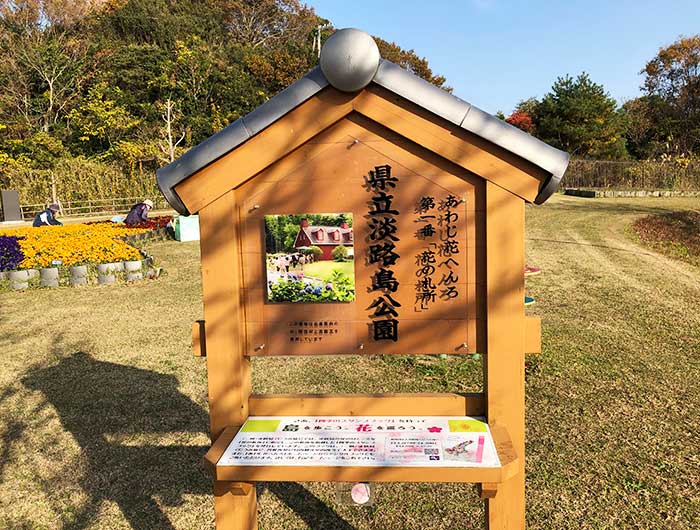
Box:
[313,24,332,58]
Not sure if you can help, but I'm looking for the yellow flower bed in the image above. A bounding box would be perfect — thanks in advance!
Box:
[0,224,148,269]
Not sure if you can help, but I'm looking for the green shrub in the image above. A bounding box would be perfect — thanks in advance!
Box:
[332,244,348,262]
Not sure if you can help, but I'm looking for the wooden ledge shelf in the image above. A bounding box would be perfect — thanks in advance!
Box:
[203,418,518,489]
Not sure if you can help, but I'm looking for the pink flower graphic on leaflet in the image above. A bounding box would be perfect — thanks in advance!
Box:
[427,426,442,433]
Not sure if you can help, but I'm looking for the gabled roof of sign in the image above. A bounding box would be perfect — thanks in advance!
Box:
[157,28,570,215]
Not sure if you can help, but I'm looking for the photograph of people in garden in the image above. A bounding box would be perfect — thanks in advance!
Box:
[265,213,355,303]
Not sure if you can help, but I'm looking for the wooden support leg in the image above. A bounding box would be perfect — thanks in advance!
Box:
[484,183,526,529]
[486,472,525,529]
[213,481,257,530]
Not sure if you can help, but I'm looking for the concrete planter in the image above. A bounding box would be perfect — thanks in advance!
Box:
[103,262,125,273]
[69,265,88,286]
[124,260,143,282]
[8,270,29,290]
[40,267,59,287]
[26,269,39,280]
[96,263,116,285]
[124,260,142,273]
[98,274,116,285]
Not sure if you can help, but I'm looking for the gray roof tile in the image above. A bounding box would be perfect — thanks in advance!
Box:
[157,30,569,215]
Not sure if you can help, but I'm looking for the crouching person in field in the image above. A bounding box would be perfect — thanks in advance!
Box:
[124,199,153,226]
[33,203,63,227]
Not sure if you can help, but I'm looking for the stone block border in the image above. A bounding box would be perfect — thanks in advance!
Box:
[564,188,700,198]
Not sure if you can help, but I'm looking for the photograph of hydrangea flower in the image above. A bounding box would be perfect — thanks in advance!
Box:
[264,213,355,303]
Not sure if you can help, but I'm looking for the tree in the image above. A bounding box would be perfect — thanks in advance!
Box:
[68,82,140,152]
[158,97,185,163]
[0,0,100,28]
[374,36,449,90]
[96,0,223,48]
[0,17,92,135]
[0,0,453,206]
[221,0,317,49]
[536,73,628,159]
[622,95,676,159]
[640,35,700,155]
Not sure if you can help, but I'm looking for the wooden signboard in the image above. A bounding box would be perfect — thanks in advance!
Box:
[158,28,568,530]
[238,138,477,356]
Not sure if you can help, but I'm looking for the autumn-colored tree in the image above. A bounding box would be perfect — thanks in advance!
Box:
[373,36,449,90]
[505,109,534,133]
[0,0,450,204]
[0,0,102,28]
[0,3,94,135]
[640,35,700,154]
[220,0,318,49]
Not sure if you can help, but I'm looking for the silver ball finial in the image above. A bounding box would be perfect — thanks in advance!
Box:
[320,28,380,92]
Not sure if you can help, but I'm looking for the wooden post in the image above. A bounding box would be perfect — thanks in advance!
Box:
[199,190,255,529]
[484,182,526,530]
[213,482,257,530]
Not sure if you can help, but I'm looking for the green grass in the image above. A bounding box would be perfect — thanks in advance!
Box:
[301,260,354,282]
[1,195,699,529]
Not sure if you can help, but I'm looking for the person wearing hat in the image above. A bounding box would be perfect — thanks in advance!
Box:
[124,199,154,226]
[32,203,63,227]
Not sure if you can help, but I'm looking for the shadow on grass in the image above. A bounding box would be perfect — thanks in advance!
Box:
[22,351,209,529]
[264,482,355,530]
[22,351,353,529]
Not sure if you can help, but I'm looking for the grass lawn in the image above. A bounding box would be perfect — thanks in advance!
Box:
[302,260,354,282]
[1,195,699,529]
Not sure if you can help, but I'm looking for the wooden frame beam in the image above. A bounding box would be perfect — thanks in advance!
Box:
[248,392,485,416]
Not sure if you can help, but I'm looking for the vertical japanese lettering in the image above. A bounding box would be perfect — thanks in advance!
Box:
[413,193,462,310]
[366,165,400,342]
[437,194,461,300]
[413,196,437,311]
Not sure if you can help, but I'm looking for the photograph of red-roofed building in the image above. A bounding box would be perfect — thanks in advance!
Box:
[293,218,354,261]
[264,213,355,303]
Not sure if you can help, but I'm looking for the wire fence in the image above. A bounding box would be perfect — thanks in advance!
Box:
[562,159,700,190]
[19,196,172,220]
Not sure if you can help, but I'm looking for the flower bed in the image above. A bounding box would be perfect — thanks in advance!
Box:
[86,215,173,230]
[128,215,173,230]
[268,270,355,302]
[0,235,25,271]
[0,224,148,270]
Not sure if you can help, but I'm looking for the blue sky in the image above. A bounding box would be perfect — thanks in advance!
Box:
[310,0,700,114]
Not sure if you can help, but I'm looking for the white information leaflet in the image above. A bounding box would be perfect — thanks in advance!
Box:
[218,416,500,468]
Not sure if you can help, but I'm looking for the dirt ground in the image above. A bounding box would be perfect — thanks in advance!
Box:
[0,195,698,529]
